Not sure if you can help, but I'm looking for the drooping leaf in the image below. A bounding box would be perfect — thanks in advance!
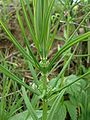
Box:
[65,101,77,120]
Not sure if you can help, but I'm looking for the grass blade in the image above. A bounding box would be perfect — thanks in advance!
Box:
[20,0,39,50]
[17,11,41,70]
[0,65,40,95]
[0,20,41,70]
[22,86,39,120]
[53,44,78,88]
[28,61,39,87]
[25,0,34,25]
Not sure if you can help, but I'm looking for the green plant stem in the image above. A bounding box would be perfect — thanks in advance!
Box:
[66,54,90,57]
[60,11,70,86]
[64,10,70,76]
[42,99,47,120]
[42,74,47,120]
[87,38,90,64]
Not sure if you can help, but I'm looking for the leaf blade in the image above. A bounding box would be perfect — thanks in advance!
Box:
[22,86,39,120]
[0,65,40,95]
[48,32,90,71]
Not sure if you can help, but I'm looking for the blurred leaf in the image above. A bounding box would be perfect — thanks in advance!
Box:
[53,103,66,120]
[22,86,39,120]
[9,110,42,120]
[0,65,40,95]
[65,101,77,120]
[47,89,65,120]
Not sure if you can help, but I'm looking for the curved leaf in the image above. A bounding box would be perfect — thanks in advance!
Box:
[48,32,90,71]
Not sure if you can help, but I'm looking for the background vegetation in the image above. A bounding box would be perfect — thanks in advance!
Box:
[0,0,90,120]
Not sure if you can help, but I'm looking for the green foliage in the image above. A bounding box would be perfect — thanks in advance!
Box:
[22,86,39,120]
[0,0,90,120]
[0,53,23,120]
[53,103,66,120]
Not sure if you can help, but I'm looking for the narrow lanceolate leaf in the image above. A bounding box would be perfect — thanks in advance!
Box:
[25,0,34,25]
[0,20,41,70]
[41,0,55,58]
[28,61,39,86]
[20,0,39,50]
[47,90,65,120]
[0,65,40,95]
[45,0,55,32]
[51,70,90,96]
[48,32,90,71]
[22,86,39,120]
[33,0,42,42]
[17,10,32,54]
[46,13,63,55]
[17,11,41,70]
[33,0,45,58]
[53,44,78,88]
